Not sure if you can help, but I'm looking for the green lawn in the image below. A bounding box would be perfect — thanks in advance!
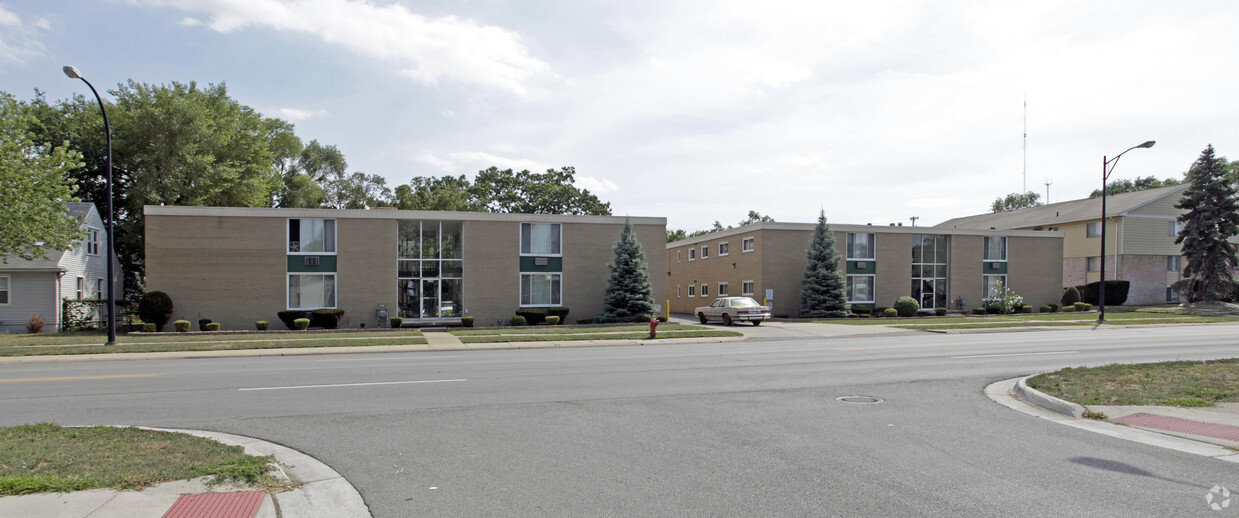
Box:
[1026,359,1239,407]
[820,307,1235,330]
[0,330,428,357]
[0,423,282,495]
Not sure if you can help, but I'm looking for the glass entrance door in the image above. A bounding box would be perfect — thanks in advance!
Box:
[422,280,440,319]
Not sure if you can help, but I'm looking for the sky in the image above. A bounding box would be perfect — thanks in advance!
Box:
[2,0,1237,231]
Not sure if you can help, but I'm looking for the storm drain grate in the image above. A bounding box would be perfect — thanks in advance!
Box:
[836,396,884,404]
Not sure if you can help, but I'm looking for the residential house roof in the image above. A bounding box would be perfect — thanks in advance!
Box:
[0,202,96,271]
[934,184,1190,230]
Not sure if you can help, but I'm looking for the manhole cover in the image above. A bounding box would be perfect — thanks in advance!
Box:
[836,396,884,404]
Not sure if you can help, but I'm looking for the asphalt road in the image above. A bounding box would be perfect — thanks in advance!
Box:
[2,324,1237,516]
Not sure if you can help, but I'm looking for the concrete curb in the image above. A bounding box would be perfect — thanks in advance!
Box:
[146,427,372,518]
[1013,376,1086,418]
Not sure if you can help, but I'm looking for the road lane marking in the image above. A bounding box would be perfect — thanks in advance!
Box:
[315,356,461,362]
[835,330,1239,352]
[238,378,467,391]
[0,374,162,383]
[951,351,1079,359]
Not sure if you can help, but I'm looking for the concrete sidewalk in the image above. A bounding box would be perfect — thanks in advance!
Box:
[0,428,371,518]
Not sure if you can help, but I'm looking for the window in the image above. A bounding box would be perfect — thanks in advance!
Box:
[1169,220,1183,237]
[677,251,681,263]
[0,275,9,305]
[701,283,709,297]
[741,281,755,296]
[689,248,696,261]
[1168,256,1180,272]
[911,234,949,310]
[846,275,875,303]
[521,223,561,255]
[846,233,876,260]
[983,237,1007,261]
[983,275,1007,297]
[289,274,336,309]
[676,285,681,298]
[742,237,755,253]
[701,245,709,259]
[95,279,104,300]
[688,285,696,297]
[1167,287,1180,303]
[718,242,730,256]
[289,219,336,253]
[718,283,728,296]
[520,273,561,306]
[1087,257,1101,272]
[86,228,100,256]
[1086,221,1102,238]
[76,277,84,301]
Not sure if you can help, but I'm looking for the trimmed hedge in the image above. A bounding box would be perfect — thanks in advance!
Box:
[546,316,561,325]
[293,318,310,330]
[173,320,191,332]
[311,309,345,329]
[390,317,404,328]
[461,316,475,327]
[509,315,528,326]
[883,308,898,317]
[515,308,547,325]
[1074,302,1091,311]
[198,319,212,331]
[1061,286,1081,307]
[142,323,156,332]
[204,322,221,331]
[256,321,269,331]
[972,307,987,315]
[278,310,307,330]
[1076,280,1130,306]
[935,307,947,316]
[137,291,174,332]
[893,296,920,317]
[546,307,570,322]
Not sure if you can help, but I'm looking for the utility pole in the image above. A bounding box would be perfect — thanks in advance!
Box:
[1044,176,1052,204]
[909,216,919,227]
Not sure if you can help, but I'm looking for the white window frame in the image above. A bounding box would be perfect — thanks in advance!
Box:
[1086,221,1102,238]
[85,228,101,256]
[287,273,338,310]
[701,283,709,297]
[846,233,876,261]
[288,219,337,255]
[1169,220,1183,237]
[701,245,709,259]
[688,284,696,297]
[520,272,562,307]
[983,236,1007,262]
[1086,257,1101,272]
[718,282,728,296]
[741,237,755,253]
[741,280,754,296]
[1168,255,1180,272]
[718,242,729,256]
[676,250,681,263]
[846,274,875,304]
[983,274,1008,297]
[76,276,84,301]
[0,274,10,306]
[95,278,104,300]
[688,248,696,261]
[520,223,562,257]
[676,285,681,298]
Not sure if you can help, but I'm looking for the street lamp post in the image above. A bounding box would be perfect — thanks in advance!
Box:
[1099,140,1156,324]
[63,66,116,345]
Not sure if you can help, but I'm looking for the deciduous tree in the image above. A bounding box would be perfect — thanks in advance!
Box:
[990,191,1042,213]
[0,92,83,261]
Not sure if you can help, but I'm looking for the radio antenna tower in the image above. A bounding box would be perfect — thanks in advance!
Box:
[1044,176,1053,204]
[1022,95,1027,194]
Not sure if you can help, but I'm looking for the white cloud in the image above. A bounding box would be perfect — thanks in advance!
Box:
[0,5,18,26]
[0,4,46,62]
[415,150,546,176]
[755,62,811,88]
[274,107,328,121]
[575,175,619,194]
[179,17,202,27]
[144,0,549,94]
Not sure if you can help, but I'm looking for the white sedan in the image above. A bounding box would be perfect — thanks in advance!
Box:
[695,297,771,326]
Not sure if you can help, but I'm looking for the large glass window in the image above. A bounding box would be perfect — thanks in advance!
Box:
[289,274,336,309]
[984,237,1007,261]
[847,233,875,260]
[982,275,1007,298]
[289,219,336,253]
[521,223,561,255]
[1086,221,1102,238]
[86,228,100,256]
[847,275,875,303]
[399,220,464,319]
[521,273,561,306]
[911,234,948,310]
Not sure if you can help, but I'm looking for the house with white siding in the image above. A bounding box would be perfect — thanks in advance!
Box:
[0,203,122,333]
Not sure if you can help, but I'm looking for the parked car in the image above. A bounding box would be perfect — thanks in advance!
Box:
[695,297,771,326]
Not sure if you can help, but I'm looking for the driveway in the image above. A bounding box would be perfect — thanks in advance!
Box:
[670,314,912,340]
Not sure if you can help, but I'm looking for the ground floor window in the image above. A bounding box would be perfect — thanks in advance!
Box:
[676,285,681,298]
[0,275,8,305]
[399,278,463,318]
[1087,257,1101,272]
[521,273,561,306]
[982,275,1007,298]
[289,274,336,309]
[742,281,754,296]
[718,283,728,296]
[701,283,710,297]
[1167,287,1180,303]
[688,285,696,297]
[846,275,875,303]
[912,234,948,309]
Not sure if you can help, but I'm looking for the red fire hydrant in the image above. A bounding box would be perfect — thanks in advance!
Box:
[649,317,658,339]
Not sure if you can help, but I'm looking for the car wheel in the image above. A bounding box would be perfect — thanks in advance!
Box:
[698,313,708,324]
[722,314,733,326]
[752,320,761,326]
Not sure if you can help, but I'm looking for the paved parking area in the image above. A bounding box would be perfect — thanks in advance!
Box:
[669,315,913,340]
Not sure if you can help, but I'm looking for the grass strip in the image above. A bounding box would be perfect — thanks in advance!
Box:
[0,336,428,357]
[0,423,281,495]
[822,310,1234,327]
[1026,359,1239,407]
[0,330,427,348]
[886,317,1232,330]
[457,330,742,343]
[452,324,706,337]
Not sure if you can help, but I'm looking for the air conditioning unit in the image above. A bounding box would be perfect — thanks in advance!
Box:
[305,256,320,266]
[534,257,548,266]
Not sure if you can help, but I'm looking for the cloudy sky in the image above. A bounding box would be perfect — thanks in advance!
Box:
[2,0,1236,230]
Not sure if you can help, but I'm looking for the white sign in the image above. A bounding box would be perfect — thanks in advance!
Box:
[765,289,774,300]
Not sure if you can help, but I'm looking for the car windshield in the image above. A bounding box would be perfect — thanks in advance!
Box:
[730,297,760,307]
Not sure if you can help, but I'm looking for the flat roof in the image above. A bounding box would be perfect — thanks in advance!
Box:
[144,206,665,226]
[666,221,1062,249]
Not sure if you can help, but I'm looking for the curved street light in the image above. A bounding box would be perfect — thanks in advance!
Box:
[62,65,116,345]
[1099,140,1156,323]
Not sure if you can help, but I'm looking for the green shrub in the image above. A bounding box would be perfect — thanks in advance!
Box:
[198,319,212,331]
[461,316,475,327]
[1040,305,1052,313]
[509,315,527,326]
[293,318,310,330]
[255,321,269,331]
[873,307,889,317]
[1021,305,1033,314]
[1062,306,1076,313]
[883,308,898,317]
[311,309,345,329]
[278,310,307,330]
[389,317,404,328]
[893,296,919,317]
[848,313,859,318]
[935,307,947,316]
[173,320,191,332]
[1047,303,1059,312]
[972,307,987,315]
[205,323,221,331]
[546,307,570,322]
[576,318,594,324]
[658,316,668,323]
[515,308,547,325]
[142,323,156,332]
[137,291,174,332]
[1062,286,1081,306]
[546,316,561,325]
[986,306,1003,314]
[852,306,872,316]
[1077,280,1130,306]
[1073,302,1089,312]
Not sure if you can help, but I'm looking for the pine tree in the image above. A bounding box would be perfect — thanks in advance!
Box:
[1174,144,1239,302]
[797,210,849,318]
[603,220,655,321]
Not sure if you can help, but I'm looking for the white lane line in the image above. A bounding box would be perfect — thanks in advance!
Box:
[239,379,466,391]
[315,356,461,362]
[951,351,1079,359]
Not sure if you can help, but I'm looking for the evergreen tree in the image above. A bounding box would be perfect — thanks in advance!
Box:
[603,220,655,321]
[797,210,849,318]
[1174,144,1239,302]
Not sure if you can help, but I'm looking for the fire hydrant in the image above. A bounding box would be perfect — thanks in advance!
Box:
[649,317,658,339]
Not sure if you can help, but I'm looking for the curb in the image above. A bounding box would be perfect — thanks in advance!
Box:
[1013,376,1085,418]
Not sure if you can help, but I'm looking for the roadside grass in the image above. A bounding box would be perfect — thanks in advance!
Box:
[452,324,741,343]
[820,307,1234,330]
[0,330,428,357]
[0,423,284,495]
[1026,359,1239,407]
